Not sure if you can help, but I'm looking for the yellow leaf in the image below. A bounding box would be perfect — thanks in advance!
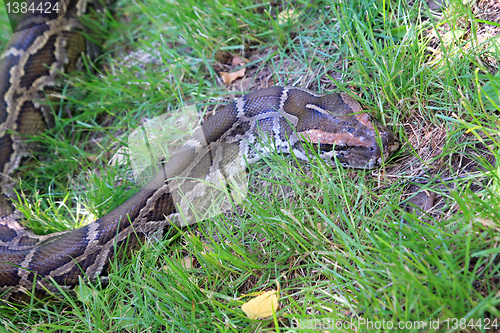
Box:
[277,8,299,25]
[241,290,279,319]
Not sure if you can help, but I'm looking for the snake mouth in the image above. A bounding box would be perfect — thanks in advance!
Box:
[299,129,388,168]
[309,135,399,169]
[310,142,379,169]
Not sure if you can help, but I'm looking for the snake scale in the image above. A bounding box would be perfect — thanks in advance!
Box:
[0,0,399,302]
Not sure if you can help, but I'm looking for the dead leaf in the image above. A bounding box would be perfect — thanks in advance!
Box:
[163,255,195,273]
[181,256,193,270]
[231,55,247,66]
[241,290,279,319]
[220,67,246,85]
[277,8,299,25]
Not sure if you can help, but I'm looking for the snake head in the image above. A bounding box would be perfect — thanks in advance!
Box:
[333,124,399,169]
[298,114,399,169]
[283,89,399,169]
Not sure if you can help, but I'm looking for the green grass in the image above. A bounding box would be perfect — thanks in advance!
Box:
[1,0,499,332]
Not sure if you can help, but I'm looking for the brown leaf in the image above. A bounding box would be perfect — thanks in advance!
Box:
[231,55,248,66]
[220,67,246,85]
[180,256,193,270]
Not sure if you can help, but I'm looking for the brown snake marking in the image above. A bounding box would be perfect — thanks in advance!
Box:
[0,0,399,301]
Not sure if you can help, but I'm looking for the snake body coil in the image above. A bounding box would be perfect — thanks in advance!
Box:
[0,0,399,301]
